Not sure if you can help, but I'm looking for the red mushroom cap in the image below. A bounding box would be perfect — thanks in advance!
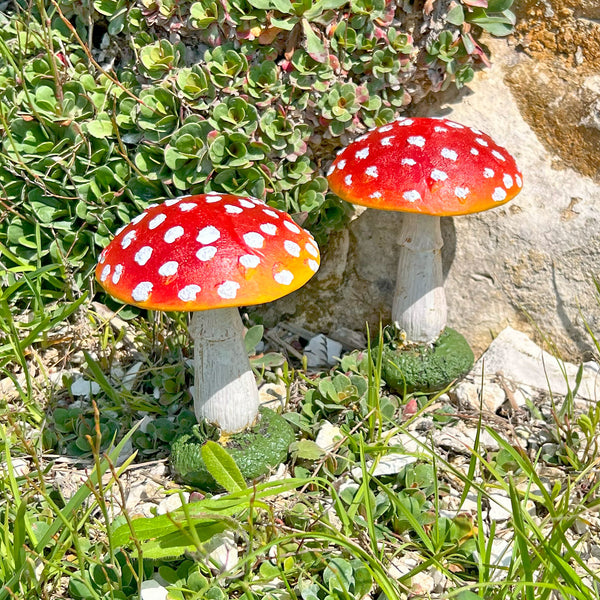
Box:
[95,194,320,311]
[327,117,523,216]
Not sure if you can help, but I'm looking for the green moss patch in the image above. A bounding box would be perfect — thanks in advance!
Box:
[380,327,474,394]
[170,407,295,490]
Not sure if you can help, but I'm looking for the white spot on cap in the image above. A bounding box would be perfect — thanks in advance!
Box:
[197,226,220,245]
[244,232,265,248]
[326,164,335,176]
[379,125,393,132]
[441,148,458,161]
[164,226,184,243]
[344,175,352,185]
[116,224,127,236]
[397,118,414,126]
[475,138,488,147]
[121,231,136,249]
[492,150,506,161]
[455,187,470,199]
[365,166,378,178]
[284,220,301,234]
[308,259,319,272]
[225,204,243,214]
[239,254,260,269]
[369,191,382,198]
[503,174,513,189]
[218,280,240,299]
[470,148,479,156]
[431,169,448,182]
[196,246,217,261]
[306,242,319,257]
[355,147,370,160]
[238,198,255,209]
[284,240,301,257]
[407,136,425,147]
[131,212,147,225]
[401,158,416,166]
[179,202,197,212]
[492,187,507,202]
[132,282,153,302]
[164,198,180,206]
[356,134,368,142]
[149,214,167,229]
[135,246,153,266]
[178,284,201,302]
[260,223,277,236]
[484,168,495,178]
[205,194,222,203]
[515,173,523,187]
[445,121,464,129]
[403,190,421,202]
[274,270,294,285]
[159,261,178,277]
[112,264,123,284]
[381,136,395,146]
[99,249,107,264]
[337,159,347,170]
[264,209,280,219]
[434,126,448,133]
[100,265,111,282]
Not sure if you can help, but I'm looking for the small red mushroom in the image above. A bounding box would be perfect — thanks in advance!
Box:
[327,117,523,343]
[96,193,320,433]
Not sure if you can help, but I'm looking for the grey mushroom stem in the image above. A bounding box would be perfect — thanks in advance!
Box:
[190,307,260,434]
[391,213,447,344]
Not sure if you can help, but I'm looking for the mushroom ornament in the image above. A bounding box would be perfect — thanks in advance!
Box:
[327,117,523,392]
[96,193,320,486]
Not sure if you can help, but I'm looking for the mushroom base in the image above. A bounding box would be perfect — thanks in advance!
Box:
[379,327,474,394]
[170,407,295,490]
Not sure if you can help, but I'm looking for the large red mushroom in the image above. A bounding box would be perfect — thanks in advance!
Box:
[96,193,320,433]
[327,116,523,344]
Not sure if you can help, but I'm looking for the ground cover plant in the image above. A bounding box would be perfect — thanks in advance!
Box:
[2,304,600,599]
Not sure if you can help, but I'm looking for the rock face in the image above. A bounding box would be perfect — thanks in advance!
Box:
[263,8,600,361]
